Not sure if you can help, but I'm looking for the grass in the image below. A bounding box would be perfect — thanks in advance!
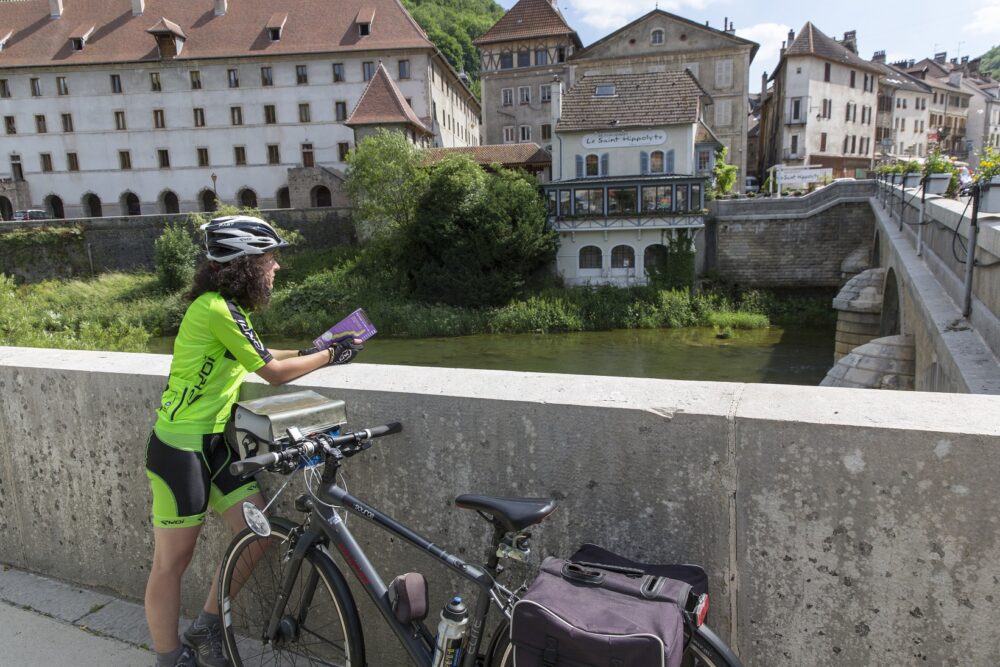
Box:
[0,247,838,353]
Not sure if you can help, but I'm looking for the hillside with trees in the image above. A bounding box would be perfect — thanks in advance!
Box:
[980,45,1000,80]
[402,0,506,97]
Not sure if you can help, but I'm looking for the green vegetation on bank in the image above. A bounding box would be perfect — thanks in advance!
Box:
[981,45,1000,81]
[0,243,835,353]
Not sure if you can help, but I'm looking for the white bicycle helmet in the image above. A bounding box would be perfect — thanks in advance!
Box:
[201,215,290,263]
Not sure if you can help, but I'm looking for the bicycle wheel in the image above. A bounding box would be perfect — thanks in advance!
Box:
[487,622,741,667]
[219,518,365,667]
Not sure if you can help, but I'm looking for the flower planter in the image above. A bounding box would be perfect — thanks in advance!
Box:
[981,177,1000,214]
[904,172,922,188]
[925,173,952,195]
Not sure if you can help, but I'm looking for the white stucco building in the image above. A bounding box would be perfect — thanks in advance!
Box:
[759,25,881,177]
[0,0,480,220]
[544,70,716,286]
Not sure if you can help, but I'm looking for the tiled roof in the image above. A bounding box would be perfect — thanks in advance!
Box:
[0,0,433,66]
[425,143,551,166]
[870,61,930,94]
[345,62,431,134]
[556,70,706,132]
[474,0,578,46]
[783,22,882,75]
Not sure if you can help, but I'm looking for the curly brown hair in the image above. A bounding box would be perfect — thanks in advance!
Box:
[186,254,274,311]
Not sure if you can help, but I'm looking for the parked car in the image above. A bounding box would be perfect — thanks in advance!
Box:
[12,209,48,221]
[745,176,760,193]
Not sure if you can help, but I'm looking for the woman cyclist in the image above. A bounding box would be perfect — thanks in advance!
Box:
[144,216,360,667]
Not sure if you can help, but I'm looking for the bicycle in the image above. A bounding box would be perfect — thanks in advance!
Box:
[217,401,743,667]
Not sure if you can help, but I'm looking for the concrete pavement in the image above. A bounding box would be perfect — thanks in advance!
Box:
[0,565,154,666]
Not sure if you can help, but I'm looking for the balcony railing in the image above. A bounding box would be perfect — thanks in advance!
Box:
[782,149,803,160]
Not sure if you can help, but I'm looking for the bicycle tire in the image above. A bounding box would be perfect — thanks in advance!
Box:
[219,518,365,667]
[487,622,741,667]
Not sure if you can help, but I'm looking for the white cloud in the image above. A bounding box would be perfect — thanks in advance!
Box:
[736,22,791,72]
[964,2,1000,34]
[565,0,721,32]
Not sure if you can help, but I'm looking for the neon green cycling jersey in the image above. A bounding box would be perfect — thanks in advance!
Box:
[155,291,272,436]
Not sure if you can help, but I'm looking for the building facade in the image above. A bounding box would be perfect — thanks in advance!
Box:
[870,54,931,161]
[903,57,972,160]
[758,24,881,178]
[565,11,757,189]
[544,70,714,286]
[473,0,581,151]
[0,0,480,219]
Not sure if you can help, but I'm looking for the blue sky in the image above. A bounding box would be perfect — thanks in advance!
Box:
[496,0,1000,93]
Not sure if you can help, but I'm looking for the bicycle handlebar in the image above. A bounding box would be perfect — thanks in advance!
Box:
[229,421,402,478]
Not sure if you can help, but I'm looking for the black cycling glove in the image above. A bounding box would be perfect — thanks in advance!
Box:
[327,340,364,365]
[297,346,319,356]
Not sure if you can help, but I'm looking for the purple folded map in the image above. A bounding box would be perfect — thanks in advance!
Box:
[312,308,377,350]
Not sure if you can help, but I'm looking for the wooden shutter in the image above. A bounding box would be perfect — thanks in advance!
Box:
[575,155,583,179]
[640,151,649,175]
[600,153,609,176]
[666,150,675,174]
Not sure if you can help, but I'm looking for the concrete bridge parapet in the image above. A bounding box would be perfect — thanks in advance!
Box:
[1,347,999,666]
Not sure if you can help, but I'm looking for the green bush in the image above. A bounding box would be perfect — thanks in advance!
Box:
[154,221,199,291]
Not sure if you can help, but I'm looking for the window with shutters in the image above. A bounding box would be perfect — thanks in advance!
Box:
[715,59,733,89]
[650,150,664,173]
[586,154,599,176]
[714,100,732,127]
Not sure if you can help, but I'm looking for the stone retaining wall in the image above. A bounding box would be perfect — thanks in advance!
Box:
[0,208,354,283]
[1,347,999,666]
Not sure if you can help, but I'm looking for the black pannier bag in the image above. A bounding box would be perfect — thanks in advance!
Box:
[511,550,693,667]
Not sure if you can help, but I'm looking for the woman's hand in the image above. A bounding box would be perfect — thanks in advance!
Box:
[255,338,363,386]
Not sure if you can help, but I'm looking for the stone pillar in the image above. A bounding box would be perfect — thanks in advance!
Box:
[831,268,885,362]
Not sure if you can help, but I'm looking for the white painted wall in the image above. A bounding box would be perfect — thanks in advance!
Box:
[557,125,696,179]
[0,50,476,216]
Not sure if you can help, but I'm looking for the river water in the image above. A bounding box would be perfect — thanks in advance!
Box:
[148,325,834,386]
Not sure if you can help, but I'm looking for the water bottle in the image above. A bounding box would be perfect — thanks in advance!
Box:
[430,596,468,667]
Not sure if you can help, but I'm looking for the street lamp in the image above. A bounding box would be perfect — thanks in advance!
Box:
[211,172,218,196]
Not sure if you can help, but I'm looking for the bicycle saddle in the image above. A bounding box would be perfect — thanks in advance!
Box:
[454,494,557,532]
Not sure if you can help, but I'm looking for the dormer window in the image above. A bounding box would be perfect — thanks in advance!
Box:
[651,29,664,45]
[594,84,616,97]
[266,13,287,41]
[146,18,187,58]
[69,24,95,51]
[355,7,374,36]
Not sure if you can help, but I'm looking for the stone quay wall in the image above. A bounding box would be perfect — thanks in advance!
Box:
[0,208,354,283]
[1,347,999,666]
[707,181,876,288]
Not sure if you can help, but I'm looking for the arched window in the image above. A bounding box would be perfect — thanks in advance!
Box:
[311,185,332,207]
[0,196,13,220]
[161,191,180,214]
[579,245,602,269]
[122,192,141,216]
[585,154,599,176]
[45,195,65,219]
[239,188,258,208]
[644,244,667,271]
[200,190,218,212]
[84,193,103,218]
[276,187,291,209]
[611,245,635,269]
[651,29,664,45]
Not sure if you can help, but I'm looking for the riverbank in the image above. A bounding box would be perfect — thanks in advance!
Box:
[0,248,835,353]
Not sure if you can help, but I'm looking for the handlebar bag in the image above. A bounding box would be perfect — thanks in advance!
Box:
[511,556,690,667]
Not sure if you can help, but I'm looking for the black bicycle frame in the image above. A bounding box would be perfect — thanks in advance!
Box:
[273,479,500,667]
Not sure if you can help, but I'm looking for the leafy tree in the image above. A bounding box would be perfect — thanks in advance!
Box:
[402,156,558,306]
[345,129,429,239]
[711,146,738,197]
[980,44,1000,80]
[644,231,696,291]
[154,221,199,291]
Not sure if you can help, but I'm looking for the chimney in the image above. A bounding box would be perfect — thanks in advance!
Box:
[841,30,858,54]
[214,0,228,16]
[762,71,768,93]
[934,52,947,64]
[787,28,795,45]
[132,0,145,16]
[49,0,63,19]
[872,50,886,64]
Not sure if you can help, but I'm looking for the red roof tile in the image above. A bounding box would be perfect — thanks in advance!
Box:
[0,0,433,67]
[426,143,551,166]
[474,0,578,46]
[345,62,431,133]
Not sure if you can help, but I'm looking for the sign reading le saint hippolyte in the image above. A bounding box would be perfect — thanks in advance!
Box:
[582,130,667,149]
